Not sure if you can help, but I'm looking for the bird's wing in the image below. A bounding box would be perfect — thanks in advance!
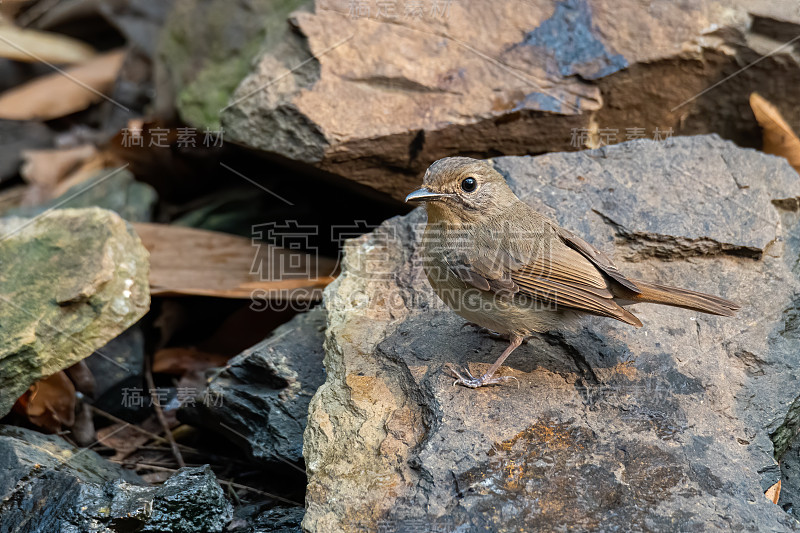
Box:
[443,220,642,326]
[555,227,641,294]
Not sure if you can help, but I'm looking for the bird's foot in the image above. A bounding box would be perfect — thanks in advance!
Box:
[444,363,519,389]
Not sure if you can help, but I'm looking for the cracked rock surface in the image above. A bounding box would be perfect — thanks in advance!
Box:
[303,136,800,531]
[222,0,800,200]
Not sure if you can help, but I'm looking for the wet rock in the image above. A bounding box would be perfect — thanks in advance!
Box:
[180,307,327,465]
[121,466,233,533]
[229,505,305,533]
[223,0,800,200]
[303,136,800,531]
[0,426,232,532]
[0,208,150,417]
[0,424,140,530]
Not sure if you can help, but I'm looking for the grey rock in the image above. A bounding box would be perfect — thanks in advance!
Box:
[303,136,800,531]
[0,208,150,417]
[0,425,142,532]
[180,307,327,464]
[0,425,233,532]
[84,326,146,400]
[223,0,800,200]
[229,505,305,533]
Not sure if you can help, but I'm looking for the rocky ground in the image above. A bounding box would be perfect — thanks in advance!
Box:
[303,136,800,531]
[1,0,800,531]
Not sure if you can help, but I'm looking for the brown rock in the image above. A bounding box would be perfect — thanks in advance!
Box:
[223,0,800,200]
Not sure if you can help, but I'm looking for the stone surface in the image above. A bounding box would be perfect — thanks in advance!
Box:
[303,136,800,531]
[155,0,310,127]
[222,0,800,200]
[0,426,233,532]
[0,208,150,417]
[229,505,306,532]
[180,307,327,465]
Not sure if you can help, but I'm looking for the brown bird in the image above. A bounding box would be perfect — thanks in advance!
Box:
[405,157,739,388]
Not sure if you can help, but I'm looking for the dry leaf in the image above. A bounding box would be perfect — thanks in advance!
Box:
[13,371,76,432]
[97,416,162,462]
[0,22,96,64]
[765,480,781,505]
[153,347,229,376]
[750,93,800,173]
[0,3,33,23]
[0,49,126,120]
[19,144,97,204]
[132,223,337,299]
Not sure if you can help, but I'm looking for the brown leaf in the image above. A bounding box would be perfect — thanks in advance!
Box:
[750,92,800,173]
[98,417,162,462]
[132,223,337,300]
[153,347,229,376]
[15,371,76,432]
[0,21,96,64]
[765,480,781,505]
[19,144,98,204]
[0,49,126,120]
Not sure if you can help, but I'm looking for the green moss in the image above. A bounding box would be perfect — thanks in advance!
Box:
[157,0,312,129]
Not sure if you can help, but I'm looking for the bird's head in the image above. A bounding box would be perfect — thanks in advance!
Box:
[405,157,517,222]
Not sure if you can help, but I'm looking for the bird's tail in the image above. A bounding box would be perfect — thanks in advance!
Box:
[626,279,740,317]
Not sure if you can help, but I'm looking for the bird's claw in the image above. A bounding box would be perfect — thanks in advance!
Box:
[444,363,519,389]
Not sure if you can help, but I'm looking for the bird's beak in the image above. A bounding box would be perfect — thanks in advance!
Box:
[405,188,447,203]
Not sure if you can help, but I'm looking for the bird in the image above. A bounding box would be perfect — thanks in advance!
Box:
[405,156,740,389]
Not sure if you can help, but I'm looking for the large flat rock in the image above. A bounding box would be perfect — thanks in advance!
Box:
[303,136,800,531]
[0,208,150,416]
[222,0,800,200]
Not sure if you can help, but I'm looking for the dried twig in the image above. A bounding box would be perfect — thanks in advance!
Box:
[89,405,200,457]
[132,464,302,506]
[144,355,185,468]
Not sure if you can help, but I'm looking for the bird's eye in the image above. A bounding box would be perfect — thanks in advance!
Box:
[461,177,477,192]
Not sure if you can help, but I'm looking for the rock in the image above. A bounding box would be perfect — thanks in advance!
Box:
[155,0,310,127]
[222,0,800,200]
[303,135,800,531]
[781,437,800,517]
[0,208,150,417]
[228,505,305,533]
[84,326,146,400]
[0,426,233,532]
[180,307,327,465]
[124,466,234,533]
[5,168,157,222]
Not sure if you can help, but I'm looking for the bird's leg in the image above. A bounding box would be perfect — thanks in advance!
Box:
[446,334,524,388]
